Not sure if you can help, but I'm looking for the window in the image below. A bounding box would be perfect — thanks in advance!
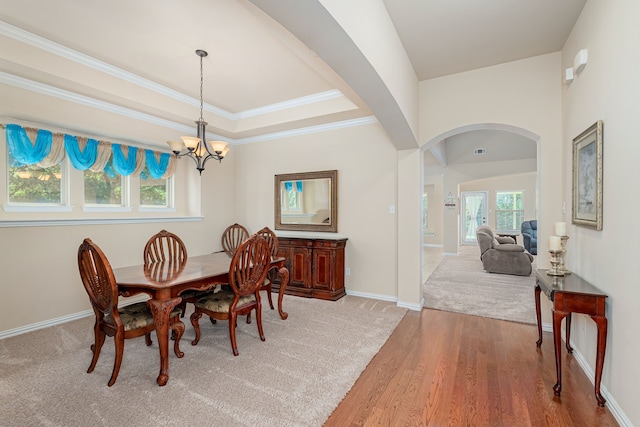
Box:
[496,191,523,231]
[8,154,62,205]
[140,171,170,207]
[4,123,180,217]
[84,169,123,205]
[281,181,302,212]
[422,192,428,230]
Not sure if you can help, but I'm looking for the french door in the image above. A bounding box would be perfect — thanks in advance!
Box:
[460,191,488,244]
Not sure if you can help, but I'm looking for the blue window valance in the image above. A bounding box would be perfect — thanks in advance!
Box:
[5,124,175,178]
[112,144,138,176]
[284,181,304,192]
[144,149,171,179]
[6,124,52,166]
[64,135,99,170]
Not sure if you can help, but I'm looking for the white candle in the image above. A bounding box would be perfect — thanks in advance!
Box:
[555,222,567,236]
[549,235,561,251]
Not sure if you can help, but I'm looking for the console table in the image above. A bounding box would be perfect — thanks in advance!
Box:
[534,269,608,406]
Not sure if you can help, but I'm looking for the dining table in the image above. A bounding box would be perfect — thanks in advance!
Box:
[113,251,289,386]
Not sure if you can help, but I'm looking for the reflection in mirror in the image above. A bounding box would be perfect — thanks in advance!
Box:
[275,170,337,232]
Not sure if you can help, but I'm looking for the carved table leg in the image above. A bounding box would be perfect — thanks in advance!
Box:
[592,315,608,407]
[535,285,543,347]
[565,313,573,354]
[552,309,569,396]
[147,297,181,386]
[277,266,289,320]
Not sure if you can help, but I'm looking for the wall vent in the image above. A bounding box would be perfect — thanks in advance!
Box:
[474,148,486,155]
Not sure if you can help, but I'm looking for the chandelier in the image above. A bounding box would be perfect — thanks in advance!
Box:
[167,49,229,174]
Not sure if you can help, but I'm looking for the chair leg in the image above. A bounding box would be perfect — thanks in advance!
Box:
[229,312,239,356]
[144,333,153,346]
[171,320,185,358]
[246,311,252,324]
[88,324,105,374]
[255,303,265,342]
[265,285,274,310]
[190,310,203,346]
[178,300,188,318]
[108,331,125,387]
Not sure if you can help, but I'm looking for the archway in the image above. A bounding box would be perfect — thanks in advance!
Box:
[420,123,541,284]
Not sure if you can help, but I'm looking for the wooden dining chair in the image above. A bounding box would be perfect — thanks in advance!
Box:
[143,230,205,318]
[143,229,187,265]
[255,226,279,311]
[221,223,249,257]
[190,234,271,356]
[78,238,184,386]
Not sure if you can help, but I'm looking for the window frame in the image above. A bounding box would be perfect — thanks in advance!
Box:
[495,190,524,232]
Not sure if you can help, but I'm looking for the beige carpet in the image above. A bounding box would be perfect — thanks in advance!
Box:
[0,295,407,427]
[424,246,536,324]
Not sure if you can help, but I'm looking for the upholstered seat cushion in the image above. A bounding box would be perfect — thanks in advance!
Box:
[180,289,213,300]
[195,289,256,313]
[104,302,181,331]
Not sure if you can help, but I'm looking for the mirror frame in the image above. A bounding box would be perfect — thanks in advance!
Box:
[274,170,338,233]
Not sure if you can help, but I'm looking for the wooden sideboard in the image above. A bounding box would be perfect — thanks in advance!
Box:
[271,236,347,301]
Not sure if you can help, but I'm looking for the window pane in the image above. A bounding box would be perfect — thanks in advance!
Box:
[140,174,168,206]
[84,170,122,205]
[496,191,523,230]
[8,160,62,204]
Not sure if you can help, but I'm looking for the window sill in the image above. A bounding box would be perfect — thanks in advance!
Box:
[3,204,73,213]
[82,206,132,213]
[0,216,203,228]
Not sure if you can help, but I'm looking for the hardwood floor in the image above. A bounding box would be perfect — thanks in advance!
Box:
[325,309,618,427]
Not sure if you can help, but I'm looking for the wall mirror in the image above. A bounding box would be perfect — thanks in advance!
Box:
[274,170,338,232]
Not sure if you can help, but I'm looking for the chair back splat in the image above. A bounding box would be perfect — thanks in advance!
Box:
[143,229,187,265]
[254,226,279,310]
[78,238,119,318]
[221,223,250,257]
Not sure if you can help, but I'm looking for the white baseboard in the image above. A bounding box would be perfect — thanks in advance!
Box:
[346,289,396,302]
[0,294,149,340]
[567,339,632,426]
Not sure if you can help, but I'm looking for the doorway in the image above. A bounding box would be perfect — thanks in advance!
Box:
[460,191,487,244]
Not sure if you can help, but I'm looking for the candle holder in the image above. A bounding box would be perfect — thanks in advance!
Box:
[558,236,571,275]
[546,249,565,276]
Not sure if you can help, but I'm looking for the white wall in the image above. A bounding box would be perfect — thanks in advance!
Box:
[232,122,399,300]
[418,53,562,257]
[0,154,237,333]
[561,1,640,424]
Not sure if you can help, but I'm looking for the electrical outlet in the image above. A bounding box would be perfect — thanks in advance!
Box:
[345,267,351,276]
[389,205,395,214]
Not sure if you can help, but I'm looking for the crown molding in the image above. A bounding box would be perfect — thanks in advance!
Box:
[234,116,378,144]
[0,20,348,121]
[1,71,376,145]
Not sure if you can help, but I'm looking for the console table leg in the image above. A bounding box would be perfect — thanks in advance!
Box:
[565,313,573,354]
[593,315,608,407]
[535,285,543,347]
[552,309,568,396]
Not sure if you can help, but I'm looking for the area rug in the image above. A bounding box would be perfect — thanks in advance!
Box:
[424,246,536,324]
[0,295,407,427]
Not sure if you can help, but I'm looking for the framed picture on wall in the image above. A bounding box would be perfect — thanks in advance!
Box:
[572,120,603,230]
